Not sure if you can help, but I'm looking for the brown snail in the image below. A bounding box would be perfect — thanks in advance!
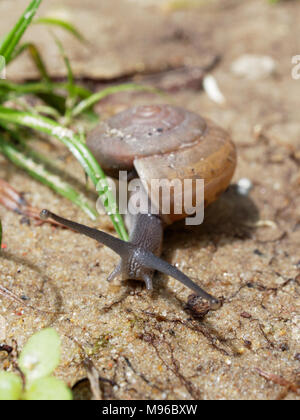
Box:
[41,104,236,310]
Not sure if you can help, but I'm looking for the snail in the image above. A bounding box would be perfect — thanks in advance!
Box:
[41,104,236,310]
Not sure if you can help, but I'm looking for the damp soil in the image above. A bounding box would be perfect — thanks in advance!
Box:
[0,0,299,400]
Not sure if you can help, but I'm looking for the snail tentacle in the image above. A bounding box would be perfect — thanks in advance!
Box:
[40,210,130,258]
[135,249,221,309]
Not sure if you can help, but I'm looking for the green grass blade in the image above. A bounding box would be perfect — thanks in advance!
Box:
[0,56,5,77]
[11,42,50,82]
[3,96,61,120]
[0,134,98,220]
[0,106,128,240]
[53,37,76,122]
[0,80,92,99]
[33,105,62,119]
[0,80,92,117]
[71,84,161,117]
[0,0,43,64]
[34,17,85,42]
[0,92,12,105]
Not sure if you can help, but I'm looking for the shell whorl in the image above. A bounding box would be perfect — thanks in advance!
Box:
[87,104,207,175]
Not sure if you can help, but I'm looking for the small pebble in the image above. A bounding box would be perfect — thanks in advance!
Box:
[237,178,253,196]
[241,312,252,319]
[186,294,211,318]
[0,344,12,353]
[279,343,289,352]
[203,74,226,105]
[244,340,252,349]
[231,54,276,80]
[254,249,264,257]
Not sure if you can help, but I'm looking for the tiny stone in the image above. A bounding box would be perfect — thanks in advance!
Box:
[294,353,300,361]
[237,178,253,196]
[244,340,252,348]
[203,74,226,104]
[186,294,211,318]
[231,54,276,80]
[254,249,264,257]
[279,343,289,352]
[241,312,252,319]
[0,344,12,353]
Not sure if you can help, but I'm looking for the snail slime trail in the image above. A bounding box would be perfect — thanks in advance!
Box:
[41,105,236,308]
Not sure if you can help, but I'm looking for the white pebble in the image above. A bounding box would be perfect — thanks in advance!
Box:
[231,54,276,80]
[237,178,253,196]
[203,74,226,105]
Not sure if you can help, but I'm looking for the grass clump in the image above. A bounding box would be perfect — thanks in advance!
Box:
[0,0,159,240]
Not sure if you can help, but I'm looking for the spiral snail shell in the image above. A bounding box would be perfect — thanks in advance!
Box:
[87,104,236,223]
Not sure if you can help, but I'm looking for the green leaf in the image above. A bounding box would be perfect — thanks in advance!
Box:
[34,17,85,42]
[24,376,72,401]
[24,376,72,400]
[53,36,76,122]
[0,372,23,400]
[11,43,50,82]
[0,0,43,64]
[0,79,92,99]
[18,328,61,384]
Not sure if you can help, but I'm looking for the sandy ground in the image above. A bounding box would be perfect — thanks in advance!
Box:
[0,0,299,400]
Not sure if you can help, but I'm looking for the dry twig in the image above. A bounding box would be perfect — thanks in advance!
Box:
[255,368,300,399]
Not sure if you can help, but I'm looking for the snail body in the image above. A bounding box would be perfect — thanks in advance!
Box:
[41,104,237,310]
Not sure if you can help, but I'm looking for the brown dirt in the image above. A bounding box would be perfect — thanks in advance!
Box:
[0,0,299,400]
